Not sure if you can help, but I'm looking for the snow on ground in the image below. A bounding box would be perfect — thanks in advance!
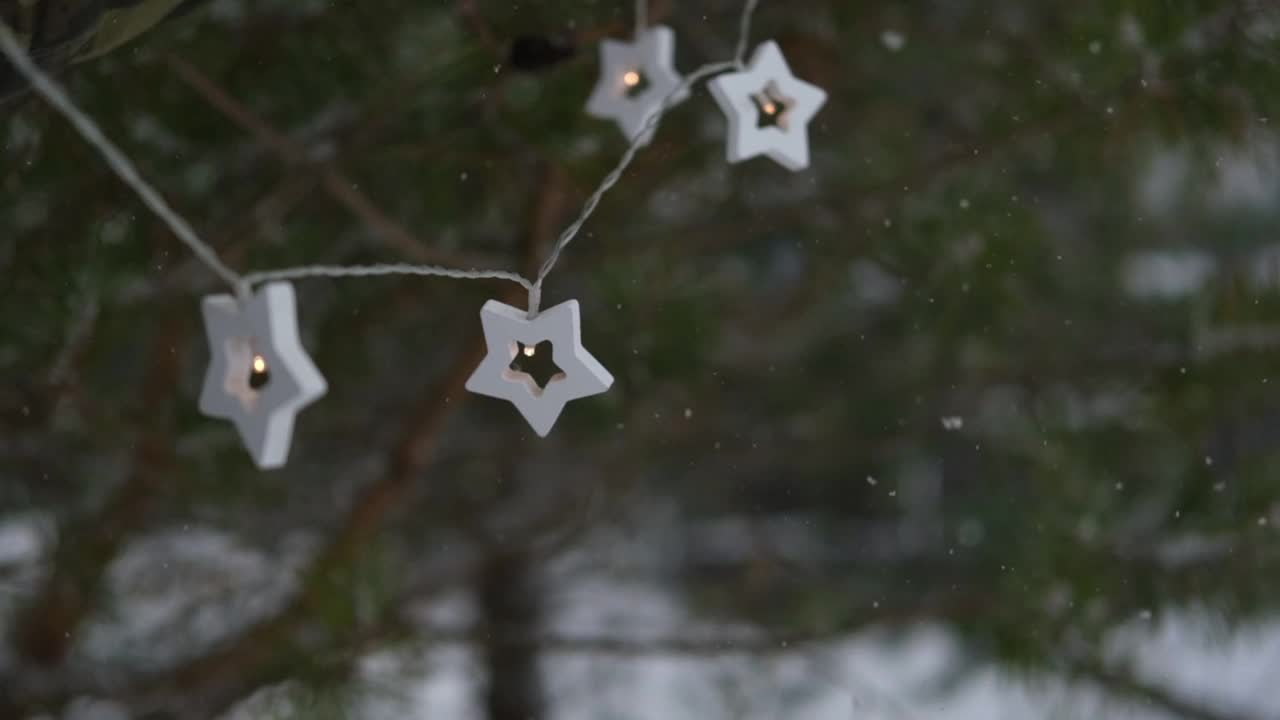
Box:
[3,520,1277,718]
[337,580,1280,719]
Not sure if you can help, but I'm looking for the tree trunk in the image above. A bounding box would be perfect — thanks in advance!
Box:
[478,549,544,720]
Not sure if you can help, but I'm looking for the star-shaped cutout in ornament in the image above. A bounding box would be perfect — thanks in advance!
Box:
[506,340,565,395]
[750,81,795,130]
[708,40,828,171]
[585,25,689,146]
[465,299,613,437]
[199,281,327,469]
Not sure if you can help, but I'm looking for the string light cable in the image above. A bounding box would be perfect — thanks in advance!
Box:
[0,0,834,458]
[0,2,760,311]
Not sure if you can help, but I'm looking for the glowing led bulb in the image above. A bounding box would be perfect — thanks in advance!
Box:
[623,70,641,87]
[253,355,267,373]
[523,345,537,357]
[763,101,777,115]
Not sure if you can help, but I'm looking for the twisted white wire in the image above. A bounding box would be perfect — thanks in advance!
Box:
[0,0,766,312]
[243,263,532,289]
[734,0,762,67]
[530,61,736,305]
[526,0,762,312]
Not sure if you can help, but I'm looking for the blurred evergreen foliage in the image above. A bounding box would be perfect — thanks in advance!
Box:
[2,1,1280,718]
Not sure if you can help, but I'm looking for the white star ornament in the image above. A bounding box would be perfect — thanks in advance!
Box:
[199,281,327,469]
[585,25,689,146]
[465,299,614,437]
[708,40,828,171]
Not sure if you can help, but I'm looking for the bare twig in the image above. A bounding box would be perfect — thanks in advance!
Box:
[12,308,188,666]
[457,0,502,59]
[1071,658,1276,720]
[165,54,500,271]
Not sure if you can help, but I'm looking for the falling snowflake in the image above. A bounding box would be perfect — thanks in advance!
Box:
[881,30,906,51]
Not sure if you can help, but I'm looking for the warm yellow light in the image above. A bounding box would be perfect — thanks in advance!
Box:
[623,70,641,87]
[523,346,536,357]
[763,101,777,115]
[252,355,267,373]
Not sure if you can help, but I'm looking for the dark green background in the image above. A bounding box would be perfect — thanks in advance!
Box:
[2,1,1279,718]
